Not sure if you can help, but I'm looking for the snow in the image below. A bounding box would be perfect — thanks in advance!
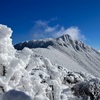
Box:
[0,24,100,100]
[0,24,15,66]
[2,90,32,100]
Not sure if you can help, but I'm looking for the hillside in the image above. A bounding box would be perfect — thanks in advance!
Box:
[15,34,100,78]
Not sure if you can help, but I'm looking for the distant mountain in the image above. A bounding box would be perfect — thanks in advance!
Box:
[15,34,91,51]
[14,34,100,78]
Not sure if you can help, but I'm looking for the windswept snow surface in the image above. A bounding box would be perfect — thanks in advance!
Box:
[0,24,100,100]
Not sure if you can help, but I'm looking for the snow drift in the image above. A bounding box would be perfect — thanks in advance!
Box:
[0,24,100,100]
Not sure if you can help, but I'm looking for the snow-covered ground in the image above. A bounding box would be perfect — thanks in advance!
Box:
[0,24,100,100]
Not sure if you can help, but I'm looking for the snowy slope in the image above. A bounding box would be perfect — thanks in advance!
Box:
[15,34,100,78]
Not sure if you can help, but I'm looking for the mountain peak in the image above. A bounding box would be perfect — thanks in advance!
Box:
[57,34,73,41]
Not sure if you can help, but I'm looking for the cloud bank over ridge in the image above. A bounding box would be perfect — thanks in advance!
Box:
[30,20,85,41]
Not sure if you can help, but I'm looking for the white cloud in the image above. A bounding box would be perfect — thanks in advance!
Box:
[54,26,85,41]
[35,20,47,27]
[30,20,59,39]
[45,27,56,33]
[30,20,85,41]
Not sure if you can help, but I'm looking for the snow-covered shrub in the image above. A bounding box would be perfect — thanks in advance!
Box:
[2,89,32,100]
[72,78,100,100]
[63,72,84,84]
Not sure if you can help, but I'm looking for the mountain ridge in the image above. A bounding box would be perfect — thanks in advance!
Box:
[14,34,94,52]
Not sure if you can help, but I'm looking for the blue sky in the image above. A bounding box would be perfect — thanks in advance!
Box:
[0,0,100,50]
